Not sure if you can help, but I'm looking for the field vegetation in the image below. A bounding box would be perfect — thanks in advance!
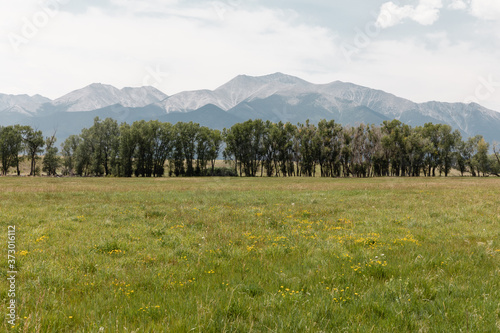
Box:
[0,177,499,332]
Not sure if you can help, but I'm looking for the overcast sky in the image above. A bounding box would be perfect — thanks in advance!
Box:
[1,0,500,111]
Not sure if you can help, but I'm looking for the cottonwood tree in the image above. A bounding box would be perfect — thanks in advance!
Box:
[90,117,120,176]
[117,123,135,177]
[454,139,469,177]
[476,138,490,176]
[464,135,484,176]
[196,126,218,176]
[207,129,222,176]
[130,120,174,177]
[61,135,82,176]
[297,120,318,177]
[69,118,120,176]
[171,122,200,177]
[223,120,264,177]
[340,126,355,177]
[261,121,277,177]
[74,128,93,176]
[23,127,45,176]
[132,120,154,177]
[368,125,387,177]
[277,122,297,177]
[43,133,60,176]
[492,143,500,177]
[421,123,441,177]
[0,126,24,176]
[248,119,266,177]
[351,124,374,178]
[223,125,241,175]
[437,126,461,177]
[381,120,413,176]
[315,120,342,178]
[152,121,174,177]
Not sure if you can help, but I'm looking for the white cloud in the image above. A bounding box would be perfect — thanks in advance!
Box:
[469,0,500,20]
[413,0,443,24]
[376,0,443,28]
[376,2,414,28]
[0,2,339,98]
[448,0,467,10]
[446,0,500,20]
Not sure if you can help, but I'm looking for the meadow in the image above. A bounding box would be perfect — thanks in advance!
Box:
[0,177,499,332]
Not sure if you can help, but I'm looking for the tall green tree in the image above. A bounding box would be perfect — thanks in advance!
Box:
[381,120,409,176]
[315,120,342,178]
[61,135,82,176]
[43,134,60,176]
[437,125,460,177]
[464,136,483,176]
[475,138,490,176]
[132,120,154,177]
[152,121,174,177]
[171,122,200,177]
[454,139,468,177]
[90,117,120,176]
[0,126,24,176]
[492,143,500,177]
[297,120,318,177]
[223,123,244,176]
[195,126,217,176]
[207,129,222,176]
[74,128,94,176]
[23,127,45,176]
[117,123,135,177]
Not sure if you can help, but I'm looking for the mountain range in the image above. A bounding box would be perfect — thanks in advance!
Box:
[1,73,500,144]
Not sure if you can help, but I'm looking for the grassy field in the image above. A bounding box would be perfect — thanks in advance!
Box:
[0,177,499,332]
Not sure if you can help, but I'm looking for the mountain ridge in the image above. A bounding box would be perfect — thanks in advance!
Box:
[1,73,499,144]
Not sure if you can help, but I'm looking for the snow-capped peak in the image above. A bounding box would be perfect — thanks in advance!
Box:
[0,93,51,114]
[157,73,315,113]
[52,84,168,112]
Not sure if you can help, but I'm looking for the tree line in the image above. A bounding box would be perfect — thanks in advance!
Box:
[1,117,499,177]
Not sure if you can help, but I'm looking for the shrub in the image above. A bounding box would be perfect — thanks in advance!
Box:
[203,167,238,177]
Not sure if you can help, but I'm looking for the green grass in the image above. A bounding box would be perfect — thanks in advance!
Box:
[0,177,499,332]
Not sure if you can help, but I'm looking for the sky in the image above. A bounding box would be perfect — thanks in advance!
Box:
[1,0,500,111]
